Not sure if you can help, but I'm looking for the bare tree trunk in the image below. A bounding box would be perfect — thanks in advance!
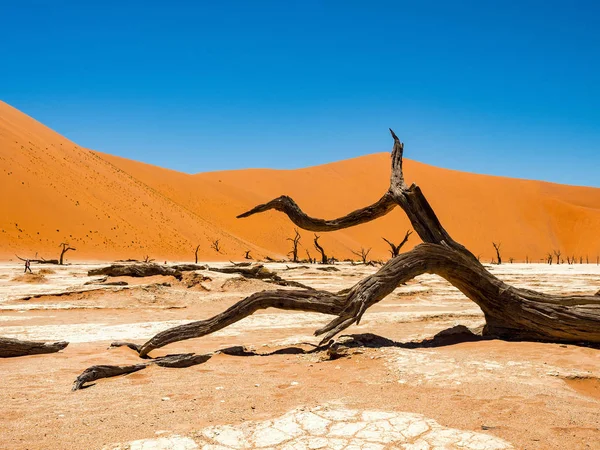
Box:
[59,243,76,265]
[287,229,301,262]
[74,129,600,385]
[313,234,328,264]
[194,245,200,264]
[382,230,412,258]
[351,247,371,264]
[492,242,502,265]
[244,250,252,260]
[0,337,68,358]
[554,250,562,265]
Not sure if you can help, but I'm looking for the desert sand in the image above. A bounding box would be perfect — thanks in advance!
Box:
[2,100,600,263]
[1,261,599,449]
[2,101,600,449]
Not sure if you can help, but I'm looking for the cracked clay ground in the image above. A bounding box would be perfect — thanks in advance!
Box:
[0,262,599,449]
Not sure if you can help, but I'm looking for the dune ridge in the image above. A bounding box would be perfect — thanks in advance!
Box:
[1,100,600,263]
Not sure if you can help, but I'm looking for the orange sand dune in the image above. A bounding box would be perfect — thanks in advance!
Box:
[1,100,600,263]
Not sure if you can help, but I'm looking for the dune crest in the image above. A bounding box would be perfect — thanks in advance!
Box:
[1,100,599,262]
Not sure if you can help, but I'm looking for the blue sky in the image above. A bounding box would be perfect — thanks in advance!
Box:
[2,1,599,186]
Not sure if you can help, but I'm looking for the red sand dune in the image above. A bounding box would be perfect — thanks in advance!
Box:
[1,100,600,263]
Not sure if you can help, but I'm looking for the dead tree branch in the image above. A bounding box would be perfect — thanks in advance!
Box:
[0,337,68,358]
[287,228,301,262]
[492,242,502,265]
[382,230,412,258]
[313,234,328,264]
[73,129,600,387]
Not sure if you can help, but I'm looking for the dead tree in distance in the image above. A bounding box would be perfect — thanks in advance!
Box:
[313,234,328,264]
[80,129,600,369]
[59,243,76,265]
[305,249,313,264]
[492,242,502,265]
[194,245,200,264]
[244,250,252,260]
[287,229,301,262]
[211,239,221,253]
[554,250,562,265]
[382,230,412,258]
[351,247,371,264]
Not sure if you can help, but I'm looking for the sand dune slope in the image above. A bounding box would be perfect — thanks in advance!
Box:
[1,100,600,262]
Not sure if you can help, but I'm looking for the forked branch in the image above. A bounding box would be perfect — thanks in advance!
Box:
[73,129,600,388]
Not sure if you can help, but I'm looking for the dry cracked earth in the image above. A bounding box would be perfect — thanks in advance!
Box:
[0,261,599,449]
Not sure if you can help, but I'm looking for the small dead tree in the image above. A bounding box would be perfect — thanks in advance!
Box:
[351,247,371,264]
[287,229,301,262]
[244,250,252,260]
[211,239,221,253]
[382,230,412,258]
[194,245,200,264]
[59,243,76,265]
[546,252,553,265]
[143,255,155,263]
[492,242,502,265]
[508,257,514,264]
[305,249,313,264]
[554,250,562,265]
[313,234,328,264]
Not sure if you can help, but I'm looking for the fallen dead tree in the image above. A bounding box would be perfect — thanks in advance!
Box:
[73,129,600,387]
[88,263,184,280]
[15,254,59,265]
[0,337,68,358]
[208,264,313,289]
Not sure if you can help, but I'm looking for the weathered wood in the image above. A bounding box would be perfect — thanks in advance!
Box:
[59,243,76,265]
[15,254,59,264]
[88,263,184,280]
[0,337,68,357]
[287,228,301,262]
[208,264,313,290]
[76,129,600,381]
[492,242,502,265]
[313,234,328,264]
[382,230,412,258]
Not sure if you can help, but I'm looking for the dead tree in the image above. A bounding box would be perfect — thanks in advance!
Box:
[546,252,553,265]
[244,250,252,260]
[287,229,301,262]
[74,129,600,383]
[382,230,412,258]
[554,250,562,265]
[492,242,502,265]
[15,254,59,265]
[508,257,514,264]
[0,337,68,358]
[305,249,313,264]
[351,247,371,264]
[211,239,221,253]
[313,234,328,264]
[59,243,76,265]
[142,255,155,263]
[194,245,200,264]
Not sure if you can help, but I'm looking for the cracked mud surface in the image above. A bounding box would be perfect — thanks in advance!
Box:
[109,406,512,449]
[1,262,599,449]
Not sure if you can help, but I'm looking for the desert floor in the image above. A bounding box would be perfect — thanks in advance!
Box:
[0,261,599,449]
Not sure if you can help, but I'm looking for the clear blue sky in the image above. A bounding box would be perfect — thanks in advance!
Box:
[2,1,599,186]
